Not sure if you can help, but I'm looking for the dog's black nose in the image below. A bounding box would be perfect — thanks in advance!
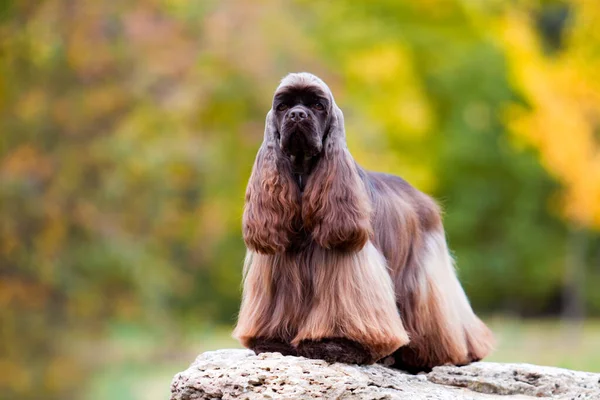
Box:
[289,108,307,122]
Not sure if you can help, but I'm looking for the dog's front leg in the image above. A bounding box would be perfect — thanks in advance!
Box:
[233,251,308,356]
[293,242,409,364]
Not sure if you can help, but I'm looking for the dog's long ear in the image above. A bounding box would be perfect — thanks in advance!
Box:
[243,111,301,254]
[302,103,372,252]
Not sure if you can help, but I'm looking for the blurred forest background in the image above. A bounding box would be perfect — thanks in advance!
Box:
[2,0,600,399]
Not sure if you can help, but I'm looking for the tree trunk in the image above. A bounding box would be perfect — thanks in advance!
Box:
[561,226,587,323]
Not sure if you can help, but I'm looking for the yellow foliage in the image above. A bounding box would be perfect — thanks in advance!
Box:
[345,44,433,137]
[499,6,600,229]
[342,43,436,191]
[44,355,84,393]
[346,45,405,84]
[0,359,31,394]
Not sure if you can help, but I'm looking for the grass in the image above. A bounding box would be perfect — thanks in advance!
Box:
[485,317,600,372]
[84,317,600,400]
[83,324,240,400]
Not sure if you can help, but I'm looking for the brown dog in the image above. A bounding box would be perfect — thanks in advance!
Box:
[233,72,494,371]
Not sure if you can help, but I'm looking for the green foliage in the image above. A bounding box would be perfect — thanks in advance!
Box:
[1,0,598,398]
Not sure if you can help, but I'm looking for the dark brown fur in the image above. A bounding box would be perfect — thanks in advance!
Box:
[233,73,494,370]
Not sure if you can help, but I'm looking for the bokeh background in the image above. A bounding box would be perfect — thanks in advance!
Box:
[2,0,600,399]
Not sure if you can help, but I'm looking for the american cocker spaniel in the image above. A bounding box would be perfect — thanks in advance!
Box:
[233,72,494,371]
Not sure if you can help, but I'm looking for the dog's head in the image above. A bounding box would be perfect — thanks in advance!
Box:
[269,73,337,176]
[243,73,371,254]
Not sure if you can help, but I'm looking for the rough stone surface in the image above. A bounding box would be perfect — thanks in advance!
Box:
[170,349,600,399]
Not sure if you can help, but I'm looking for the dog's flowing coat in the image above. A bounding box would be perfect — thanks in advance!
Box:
[233,73,494,370]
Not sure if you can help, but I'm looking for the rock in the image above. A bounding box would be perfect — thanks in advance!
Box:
[170,349,600,399]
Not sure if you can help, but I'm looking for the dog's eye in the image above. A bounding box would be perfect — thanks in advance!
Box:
[276,103,289,112]
[312,102,324,111]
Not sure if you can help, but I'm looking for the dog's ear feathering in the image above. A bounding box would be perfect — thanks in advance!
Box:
[302,104,373,252]
[243,111,301,254]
